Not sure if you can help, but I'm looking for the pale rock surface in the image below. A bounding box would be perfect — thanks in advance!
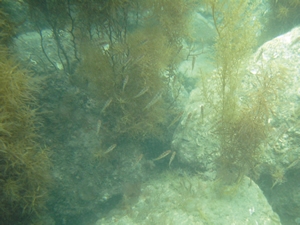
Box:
[96,173,281,225]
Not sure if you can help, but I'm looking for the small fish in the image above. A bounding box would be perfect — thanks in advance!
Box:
[138,39,149,46]
[132,153,144,167]
[143,91,162,110]
[192,55,196,71]
[186,111,195,123]
[96,120,102,135]
[136,153,144,163]
[286,158,300,170]
[133,86,149,98]
[101,97,112,113]
[169,151,176,167]
[177,45,183,54]
[122,57,132,71]
[153,150,172,161]
[132,54,145,65]
[181,111,194,126]
[123,57,132,67]
[168,111,184,128]
[200,105,204,123]
[122,75,129,91]
[104,144,117,154]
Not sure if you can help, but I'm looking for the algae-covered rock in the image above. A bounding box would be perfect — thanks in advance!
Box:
[172,26,300,225]
[96,173,281,225]
[171,90,219,176]
[173,26,300,175]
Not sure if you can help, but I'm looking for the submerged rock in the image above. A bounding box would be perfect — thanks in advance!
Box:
[172,26,300,224]
[173,26,300,176]
[96,172,281,225]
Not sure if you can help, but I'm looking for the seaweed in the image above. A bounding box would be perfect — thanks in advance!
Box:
[200,0,288,186]
[0,7,14,45]
[23,0,193,147]
[72,0,194,151]
[0,45,52,224]
[260,0,300,42]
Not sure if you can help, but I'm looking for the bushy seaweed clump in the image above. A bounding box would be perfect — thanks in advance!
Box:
[0,47,52,224]
[73,0,194,150]
[0,5,51,224]
[24,0,194,150]
[0,7,14,44]
[201,0,288,187]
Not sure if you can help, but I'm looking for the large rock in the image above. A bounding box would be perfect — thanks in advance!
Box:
[96,173,281,225]
[173,26,300,224]
[173,26,300,177]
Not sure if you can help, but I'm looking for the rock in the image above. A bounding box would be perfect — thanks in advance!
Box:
[172,26,300,224]
[172,26,300,178]
[96,172,281,225]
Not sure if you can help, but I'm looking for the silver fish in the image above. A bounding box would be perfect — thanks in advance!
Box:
[104,144,117,154]
[138,39,149,46]
[96,120,102,135]
[101,98,112,113]
[122,75,129,91]
[132,54,145,65]
[192,56,196,71]
[143,91,162,110]
[168,111,184,128]
[169,151,176,167]
[122,57,132,71]
[153,150,172,161]
[133,86,149,98]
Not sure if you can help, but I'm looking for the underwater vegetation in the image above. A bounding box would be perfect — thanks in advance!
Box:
[24,0,195,154]
[200,0,289,187]
[0,4,52,224]
[0,46,52,224]
[77,26,181,145]
[0,2,15,45]
[261,0,300,42]
[11,1,196,221]
[75,0,193,144]
[270,0,300,22]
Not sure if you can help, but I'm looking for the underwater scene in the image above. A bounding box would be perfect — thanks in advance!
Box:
[1,0,300,224]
